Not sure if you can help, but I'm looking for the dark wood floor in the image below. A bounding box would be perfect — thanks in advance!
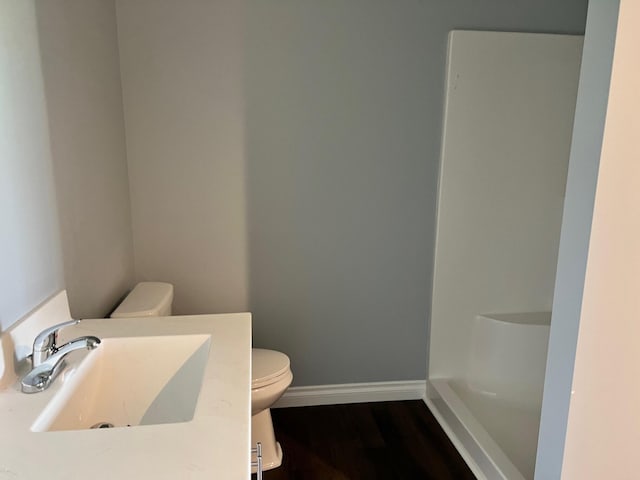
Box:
[253,400,475,480]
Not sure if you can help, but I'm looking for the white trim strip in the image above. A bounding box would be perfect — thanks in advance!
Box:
[427,379,525,480]
[273,380,426,408]
[423,395,488,480]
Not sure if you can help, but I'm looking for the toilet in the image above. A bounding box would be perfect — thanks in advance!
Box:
[111,282,293,472]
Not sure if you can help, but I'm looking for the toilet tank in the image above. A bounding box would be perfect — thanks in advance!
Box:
[110,282,174,318]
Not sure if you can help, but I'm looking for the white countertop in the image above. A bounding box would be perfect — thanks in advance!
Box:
[0,308,252,479]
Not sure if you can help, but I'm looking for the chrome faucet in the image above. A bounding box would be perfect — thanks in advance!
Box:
[31,319,79,367]
[22,321,100,394]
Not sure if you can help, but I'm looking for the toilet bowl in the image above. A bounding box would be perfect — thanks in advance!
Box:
[111,282,293,473]
[251,349,293,471]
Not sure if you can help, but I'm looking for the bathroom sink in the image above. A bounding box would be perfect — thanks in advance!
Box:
[31,334,211,432]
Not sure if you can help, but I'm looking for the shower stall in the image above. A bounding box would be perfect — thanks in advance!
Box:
[426,31,583,480]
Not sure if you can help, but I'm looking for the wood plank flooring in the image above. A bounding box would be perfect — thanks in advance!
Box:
[254,400,475,480]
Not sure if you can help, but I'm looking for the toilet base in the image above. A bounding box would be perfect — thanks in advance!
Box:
[251,408,283,472]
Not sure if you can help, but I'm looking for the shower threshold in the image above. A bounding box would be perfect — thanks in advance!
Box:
[425,378,542,480]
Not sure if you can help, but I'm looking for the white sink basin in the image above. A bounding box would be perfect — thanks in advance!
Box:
[31,334,211,432]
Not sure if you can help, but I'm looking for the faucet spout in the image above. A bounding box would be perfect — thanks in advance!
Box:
[21,336,100,394]
[40,336,101,369]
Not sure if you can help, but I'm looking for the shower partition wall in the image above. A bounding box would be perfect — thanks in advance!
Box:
[426,31,583,480]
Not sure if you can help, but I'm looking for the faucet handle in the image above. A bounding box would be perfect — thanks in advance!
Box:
[32,319,80,366]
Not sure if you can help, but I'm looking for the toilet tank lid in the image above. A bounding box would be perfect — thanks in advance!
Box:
[111,282,173,318]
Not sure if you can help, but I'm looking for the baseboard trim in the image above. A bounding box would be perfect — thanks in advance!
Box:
[273,380,427,408]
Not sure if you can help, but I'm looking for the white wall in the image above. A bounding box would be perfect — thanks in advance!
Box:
[35,0,135,319]
[429,31,582,381]
[0,0,65,331]
[116,0,248,316]
[535,1,620,478]
[561,1,639,477]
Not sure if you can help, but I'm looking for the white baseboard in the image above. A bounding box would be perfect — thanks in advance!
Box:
[273,380,426,408]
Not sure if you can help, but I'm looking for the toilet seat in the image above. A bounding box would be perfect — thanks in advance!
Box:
[252,349,291,389]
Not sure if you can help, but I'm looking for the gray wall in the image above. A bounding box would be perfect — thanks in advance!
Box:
[35,0,136,319]
[116,0,249,316]
[0,0,65,331]
[535,1,620,478]
[4,1,588,386]
[245,0,588,386]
